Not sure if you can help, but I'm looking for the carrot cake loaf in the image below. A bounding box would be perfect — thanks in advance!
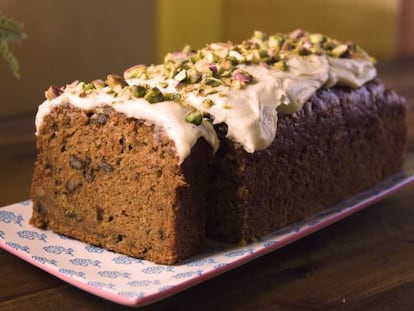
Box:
[30,30,407,263]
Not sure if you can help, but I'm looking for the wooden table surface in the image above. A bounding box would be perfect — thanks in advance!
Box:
[1,59,414,311]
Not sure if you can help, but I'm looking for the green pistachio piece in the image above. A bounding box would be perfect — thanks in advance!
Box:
[83,82,94,91]
[202,98,214,108]
[232,80,246,89]
[322,40,336,51]
[309,33,326,44]
[203,77,222,87]
[232,69,253,84]
[281,41,294,52]
[251,49,262,62]
[204,50,218,63]
[331,44,348,57]
[220,70,232,78]
[202,86,220,95]
[185,110,203,126]
[106,74,127,88]
[268,35,284,49]
[144,87,164,103]
[130,85,147,98]
[210,42,230,59]
[164,92,181,102]
[298,47,310,56]
[190,50,203,63]
[187,68,202,83]
[259,49,269,59]
[229,50,245,63]
[220,59,233,70]
[92,79,106,89]
[274,59,288,71]
[158,81,169,88]
[124,64,147,79]
[289,29,306,40]
[309,46,323,55]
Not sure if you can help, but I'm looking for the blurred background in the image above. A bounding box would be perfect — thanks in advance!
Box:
[0,0,413,204]
[0,0,413,119]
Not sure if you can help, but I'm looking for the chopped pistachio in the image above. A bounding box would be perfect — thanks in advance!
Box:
[45,85,63,100]
[185,110,203,126]
[124,64,147,79]
[202,87,220,95]
[309,33,326,44]
[220,70,232,78]
[83,82,94,91]
[211,43,230,59]
[289,29,306,40]
[268,35,284,49]
[298,47,310,56]
[232,69,253,84]
[259,49,269,59]
[92,79,106,89]
[309,46,323,55]
[281,41,293,52]
[274,59,288,71]
[130,85,147,98]
[158,81,169,88]
[204,50,218,63]
[232,80,246,89]
[106,74,127,88]
[144,87,164,103]
[331,44,348,57]
[322,40,336,51]
[229,50,245,63]
[202,98,214,108]
[190,50,203,63]
[164,92,181,102]
[187,68,202,83]
[203,77,222,87]
[86,30,374,114]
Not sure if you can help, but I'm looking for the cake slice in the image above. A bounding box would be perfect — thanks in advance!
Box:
[30,80,217,264]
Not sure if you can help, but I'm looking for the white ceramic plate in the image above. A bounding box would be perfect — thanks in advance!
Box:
[1,155,414,307]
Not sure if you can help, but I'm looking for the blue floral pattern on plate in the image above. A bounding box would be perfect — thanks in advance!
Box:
[1,156,414,307]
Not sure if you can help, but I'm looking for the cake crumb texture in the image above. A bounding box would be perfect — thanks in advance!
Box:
[30,104,212,264]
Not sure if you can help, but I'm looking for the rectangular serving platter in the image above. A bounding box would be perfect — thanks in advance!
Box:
[1,154,414,307]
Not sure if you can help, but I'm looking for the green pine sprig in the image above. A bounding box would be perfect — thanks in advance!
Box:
[0,13,26,78]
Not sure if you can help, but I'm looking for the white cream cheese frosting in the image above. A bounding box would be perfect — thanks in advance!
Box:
[125,55,375,154]
[36,83,219,163]
[36,30,377,162]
